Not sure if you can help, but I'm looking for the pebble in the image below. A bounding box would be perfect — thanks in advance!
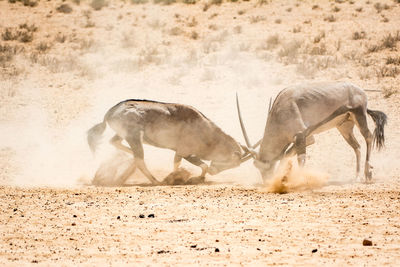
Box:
[363,239,373,246]
[312,249,318,253]
[215,248,220,252]
[148,214,155,218]
[117,216,121,220]
[139,214,145,218]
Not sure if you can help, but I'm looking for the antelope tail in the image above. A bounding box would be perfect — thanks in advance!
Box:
[367,109,387,150]
[87,118,107,154]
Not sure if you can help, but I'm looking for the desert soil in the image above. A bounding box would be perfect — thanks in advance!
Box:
[1,0,400,265]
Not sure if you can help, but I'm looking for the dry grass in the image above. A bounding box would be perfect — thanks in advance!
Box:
[376,65,400,78]
[367,32,400,53]
[56,4,73,14]
[90,0,107,10]
[386,56,400,65]
[324,15,336,22]
[352,31,366,40]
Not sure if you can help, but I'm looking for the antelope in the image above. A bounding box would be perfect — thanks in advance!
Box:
[87,99,251,185]
[236,81,387,183]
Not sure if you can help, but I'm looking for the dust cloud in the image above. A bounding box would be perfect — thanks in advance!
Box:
[264,158,329,194]
[1,19,368,188]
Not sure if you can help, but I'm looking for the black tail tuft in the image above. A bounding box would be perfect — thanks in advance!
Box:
[87,120,107,154]
[367,109,387,150]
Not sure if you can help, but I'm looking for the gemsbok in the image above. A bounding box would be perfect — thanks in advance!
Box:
[236,81,387,183]
[88,99,251,185]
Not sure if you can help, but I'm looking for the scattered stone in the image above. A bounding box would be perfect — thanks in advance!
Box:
[190,244,197,248]
[139,214,145,218]
[312,248,318,253]
[257,248,261,251]
[215,239,219,242]
[215,248,220,252]
[117,216,121,220]
[157,250,170,254]
[71,222,76,226]
[13,208,17,212]
[148,214,155,218]
[73,215,77,218]
[363,239,373,246]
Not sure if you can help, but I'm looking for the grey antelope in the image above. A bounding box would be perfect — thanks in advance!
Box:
[236,82,387,183]
[87,99,251,185]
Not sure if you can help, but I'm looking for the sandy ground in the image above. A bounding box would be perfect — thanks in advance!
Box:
[1,0,400,265]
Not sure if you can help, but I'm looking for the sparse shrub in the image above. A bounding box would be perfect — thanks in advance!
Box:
[352,31,366,40]
[381,32,399,49]
[190,31,199,40]
[187,17,198,27]
[238,10,245,15]
[0,44,22,65]
[309,43,327,55]
[312,4,319,9]
[19,31,33,43]
[19,23,37,32]
[36,42,51,52]
[382,17,389,23]
[183,0,196,3]
[376,65,399,78]
[332,6,340,12]
[211,0,222,4]
[335,39,341,51]
[367,44,381,53]
[56,4,73,13]
[303,19,311,24]
[314,31,325,43]
[386,56,400,65]
[275,18,281,24]
[374,3,390,13]
[250,15,266,24]
[278,40,301,59]
[170,27,183,36]
[209,24,218,31]
[355,7,363,12]
[382,86,396,98]
[90,0,107,10]
[203,3,210,11]
[324,15,336,22]
[131,0,148,3]
[293,26,301,33]
[335,0,345,3]
[2,28,17,41]
[154,0,176,4]
[286,7,292,12]
[264,34,280,49]
[55,33,67,43]
[233,25,241,34]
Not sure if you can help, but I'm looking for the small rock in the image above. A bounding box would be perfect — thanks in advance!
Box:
[71,222,76,226]
[73,215,77,218]
[363,239,373,246]
[190,245,197,248]
[13,208,17,212]
[215,248,220,252]
[117,216,121,220]
[215,239,219,242]
[139,214,145,218]
[148,214,155,218]
[312,248,318,253]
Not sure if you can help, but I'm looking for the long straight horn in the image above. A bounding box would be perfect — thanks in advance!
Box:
[268,97,272,113]
[236,92,253,148]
